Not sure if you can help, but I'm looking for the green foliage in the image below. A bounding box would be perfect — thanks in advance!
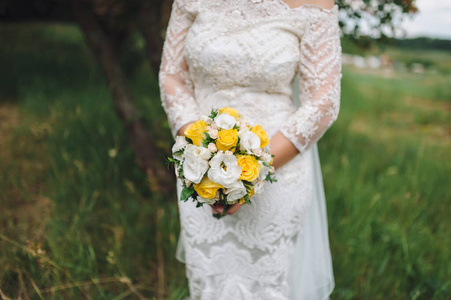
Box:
[324,66,451,299]
[242,181,254,204]
[180,186,195,202]
[208,108,219,120]
[0,23,186,299]
[337,0,418,40]
[1,23,450,299]
[202,132,213,147]
[393,37,451,52]
[265,173,277,183]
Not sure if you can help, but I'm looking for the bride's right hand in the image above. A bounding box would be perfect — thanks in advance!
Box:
[210,202,244,215]
[177,122,194,136]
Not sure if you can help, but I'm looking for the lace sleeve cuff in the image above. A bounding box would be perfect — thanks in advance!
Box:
[280,4,342,154]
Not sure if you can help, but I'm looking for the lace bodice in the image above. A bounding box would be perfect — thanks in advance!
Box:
[159,1,341,298]
[159,0,342,154]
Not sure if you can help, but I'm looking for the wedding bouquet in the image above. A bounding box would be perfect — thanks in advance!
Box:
[167,107,276,219]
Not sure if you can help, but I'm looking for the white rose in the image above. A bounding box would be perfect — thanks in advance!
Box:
[239,131,261,154]
[172,136,188,160]
[225,150,233,155]
[253,180,266,194]
[208,143,217,153]
[207,153,242,188]
[224,180,247,202]
[197,195,216,205]
[183,152,209,184]
[214,113,237,130]
[184,144,211,160]
[210,122,218,130]
[209,128,218,139]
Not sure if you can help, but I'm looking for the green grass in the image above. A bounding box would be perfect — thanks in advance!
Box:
[0,23,450,299]
[0,23,186,299]
[322,67,451,299]
[385,48,451,75]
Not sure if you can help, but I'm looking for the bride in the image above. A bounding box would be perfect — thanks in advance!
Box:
[159,0,341,298]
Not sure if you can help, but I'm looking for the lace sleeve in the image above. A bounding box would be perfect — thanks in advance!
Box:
[280,5,342,153]
[159,0,199,138]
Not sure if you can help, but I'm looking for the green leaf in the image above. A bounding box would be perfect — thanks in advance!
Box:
[209,109,219,119]
[185,136,193,144]
[265,174,277,183]
[202,132,213,147]
[180,186,195,201]
[173,148,185,156]
[165,157,177,169]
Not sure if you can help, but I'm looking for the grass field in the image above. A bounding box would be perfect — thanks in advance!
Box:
[0,24,450,299]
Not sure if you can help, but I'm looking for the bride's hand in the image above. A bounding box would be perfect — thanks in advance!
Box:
[270,131,299,170]
[210,202,244,215]
[177,122,194,136]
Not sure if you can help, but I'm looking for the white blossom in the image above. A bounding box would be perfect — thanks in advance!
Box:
[214,113,237,130]
[208,153,242,188]
[258,161,271,181]
[239,131,261,154]
[182,146,210,183]
[224,180,247,202]
[252,148,262,156]
[185,144,211,160]
[209,128,218,139]
[260,152,272,163]
[208,143,217,153]
[197,195,216,205]
[172,136,188,160]
[200,115,211,124]
[253,180,266,194]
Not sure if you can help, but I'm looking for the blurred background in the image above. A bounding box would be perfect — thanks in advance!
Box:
[0,0,450,299]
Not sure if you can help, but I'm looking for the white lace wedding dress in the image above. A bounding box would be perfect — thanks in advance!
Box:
[159,0,342,299]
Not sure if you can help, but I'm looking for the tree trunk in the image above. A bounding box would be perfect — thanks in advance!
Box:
[139,0,174,75]
[70,0,174,194]
[139,0,163,74]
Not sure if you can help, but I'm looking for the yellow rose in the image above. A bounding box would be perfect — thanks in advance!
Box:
[251,125,269,148]
[219,107,240,120]
[237,155,261,182]
[184,120,207,146]
[216,128,238,151]
[194,177,223,199]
